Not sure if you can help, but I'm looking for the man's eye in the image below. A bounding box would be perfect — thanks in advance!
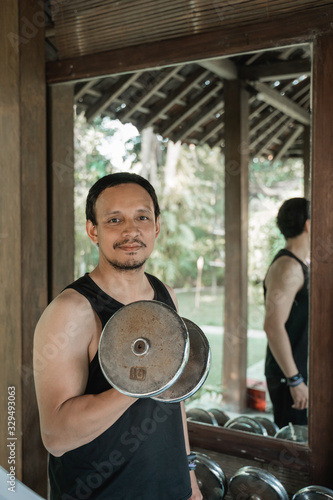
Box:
[108,218,120,223]
[138,216,149,221]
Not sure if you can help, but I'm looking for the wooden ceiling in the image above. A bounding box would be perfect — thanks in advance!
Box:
[45,0,328,161]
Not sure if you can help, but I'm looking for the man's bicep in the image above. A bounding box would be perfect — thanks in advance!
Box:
[33,298,93,416]
[264,261,303,327]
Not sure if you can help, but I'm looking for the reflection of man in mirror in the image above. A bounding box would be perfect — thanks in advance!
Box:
[263,197,310,428]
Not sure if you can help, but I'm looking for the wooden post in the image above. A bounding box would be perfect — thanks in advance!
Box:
[303,125,311,199]
[0,0,48,495]
[309,33,333,486]
[48,84,75,299]
[222,80,249,412]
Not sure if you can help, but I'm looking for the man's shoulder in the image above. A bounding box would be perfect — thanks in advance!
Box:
[266,254,304,292]
[40,286,93,324]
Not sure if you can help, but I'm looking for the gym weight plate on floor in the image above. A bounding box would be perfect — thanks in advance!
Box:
[99,300,210,401]
[229,466,289,500]
[193,452,227,499]
[292,485,333,499]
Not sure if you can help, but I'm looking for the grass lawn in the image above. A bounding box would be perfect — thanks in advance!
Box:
[176,288,265,330]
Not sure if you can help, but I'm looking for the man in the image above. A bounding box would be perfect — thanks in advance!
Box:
[34,172,202,500]
[263,197,310,429]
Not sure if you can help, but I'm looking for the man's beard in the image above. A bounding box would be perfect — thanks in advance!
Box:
[106,238,147,271]
[106,256,147,271]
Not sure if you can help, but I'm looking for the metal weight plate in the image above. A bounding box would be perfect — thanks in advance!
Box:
[186,408,218,425]
[292,485,333,499]
[194,452,228,499]
[275,424,308,443]
[99,300,189,398]
[224,416,268,436]
[229,466,289,500]
[208,408,230,427]
[153,318,211,402]
[253,416,279,437]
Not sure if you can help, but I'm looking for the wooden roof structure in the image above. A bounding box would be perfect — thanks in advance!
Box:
[2,1,333,498]
[45,1,314,161]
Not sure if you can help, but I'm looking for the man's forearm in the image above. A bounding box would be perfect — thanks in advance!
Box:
[41,389,137,456]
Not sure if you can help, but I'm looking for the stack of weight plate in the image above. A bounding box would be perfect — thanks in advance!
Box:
[186,407,230,427]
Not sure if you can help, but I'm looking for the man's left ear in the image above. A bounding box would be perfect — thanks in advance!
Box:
[155,217,161,238]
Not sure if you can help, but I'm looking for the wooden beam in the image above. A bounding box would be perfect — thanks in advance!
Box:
[172,93,223,143]
[273,125,304,163]
[198,58,238,80]
[85,73,140,122]
[240,59,311,81]
[48,84,75,299]
[309,32,333,488]
[0,0,48,496]
[161,81,223,137]
[46,5,333,84]
[137,67,208,130]
[303,125,311,199]
[20,0,48,493]
[188,422,310,473]
[118,66,180,122]
[198,119,224,145]
[251,81,311,125]
[222,80,249,412]
[0,0,23,484]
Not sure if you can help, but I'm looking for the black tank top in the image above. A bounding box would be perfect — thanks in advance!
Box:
[48,273,192,500]
[264,249,309,380]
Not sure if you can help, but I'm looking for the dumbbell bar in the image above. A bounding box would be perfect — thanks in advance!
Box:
[99,300,211,402]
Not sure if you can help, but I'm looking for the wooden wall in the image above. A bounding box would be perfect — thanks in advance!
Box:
[0,2,74,496]
[0,0,48,495]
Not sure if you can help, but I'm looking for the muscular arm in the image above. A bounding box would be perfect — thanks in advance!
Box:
[33,289,137,457]
[264,256,308,409]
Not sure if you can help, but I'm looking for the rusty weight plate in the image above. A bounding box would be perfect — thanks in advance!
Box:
[99,300,189,398]
[152,318,211,403]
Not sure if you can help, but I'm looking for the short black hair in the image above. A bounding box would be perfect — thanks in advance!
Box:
[86,172,160,225]
[277,197,310,239]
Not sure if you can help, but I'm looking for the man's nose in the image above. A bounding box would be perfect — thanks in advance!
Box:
[122,219,139,236]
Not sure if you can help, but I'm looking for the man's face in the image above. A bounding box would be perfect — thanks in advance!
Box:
[87,183,160,271]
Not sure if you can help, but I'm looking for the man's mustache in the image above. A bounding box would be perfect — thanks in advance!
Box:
[113,239,147,249]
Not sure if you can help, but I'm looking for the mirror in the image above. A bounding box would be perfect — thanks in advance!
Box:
[73,42,312,444]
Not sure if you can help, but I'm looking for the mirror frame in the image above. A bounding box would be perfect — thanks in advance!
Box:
[47,7,333,486]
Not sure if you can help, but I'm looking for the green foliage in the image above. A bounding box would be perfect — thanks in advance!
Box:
[74,114,303,298]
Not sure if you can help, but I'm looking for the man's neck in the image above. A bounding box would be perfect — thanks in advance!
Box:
[89,264,154,305]
[285,233,310,264]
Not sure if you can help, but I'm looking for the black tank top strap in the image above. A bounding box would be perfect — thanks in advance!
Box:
[272,248,308,274]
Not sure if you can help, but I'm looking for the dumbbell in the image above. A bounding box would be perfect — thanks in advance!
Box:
[186,408,219,425]
[253,416,279,437]
[229,466,289,500]
[99,300,211,402]
[192,451,227,499]
[224,416,268,436]
[208,408,230,427]
[292,485,333,499]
